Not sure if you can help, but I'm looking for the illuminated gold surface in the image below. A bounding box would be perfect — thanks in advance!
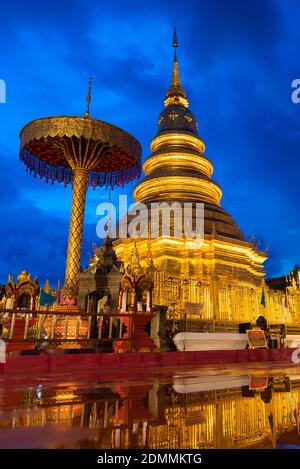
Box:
[20,116,141,171]
[134,175,222,205]
[163,26,189,108]
[115,37,300,325]
[164,54,189,108]
[151,133,205,153]
[64,168,88,299]
[1,366,300,449]
[143,152,213,178]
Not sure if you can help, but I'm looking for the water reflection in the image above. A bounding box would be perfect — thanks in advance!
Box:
[0,367,300,449]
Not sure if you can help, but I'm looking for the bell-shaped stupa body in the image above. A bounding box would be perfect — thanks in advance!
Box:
[134,38,243,241]
[115,29,267,324]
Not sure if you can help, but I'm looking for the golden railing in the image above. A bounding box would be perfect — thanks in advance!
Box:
[0,396,126,431]
[0,309,133,351]
[167,318,240,334]
[168,316,300,335]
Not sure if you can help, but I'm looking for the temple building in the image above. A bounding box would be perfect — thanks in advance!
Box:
[78,30,300,333]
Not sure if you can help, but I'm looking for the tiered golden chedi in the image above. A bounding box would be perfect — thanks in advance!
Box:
[115,32,300,326]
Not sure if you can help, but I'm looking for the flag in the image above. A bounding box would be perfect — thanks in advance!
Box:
[260,286,266,307]
[56,279,61,305]
[40,290,55,307]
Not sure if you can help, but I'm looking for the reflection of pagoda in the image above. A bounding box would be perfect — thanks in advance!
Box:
[1,375,300,449]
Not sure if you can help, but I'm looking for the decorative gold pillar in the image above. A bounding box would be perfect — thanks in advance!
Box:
[64,168,88,302]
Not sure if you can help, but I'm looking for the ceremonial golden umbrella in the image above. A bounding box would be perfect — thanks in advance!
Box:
[19,80,141,310]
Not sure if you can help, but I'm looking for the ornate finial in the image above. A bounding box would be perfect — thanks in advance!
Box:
[173,24,178,49]
[131,240,139,262]
[43,279,51,293]
[17,270,30,285]
[84,77,92,118]
[7,273,14,287]
[164,26,188,108]
[173,24,178,61]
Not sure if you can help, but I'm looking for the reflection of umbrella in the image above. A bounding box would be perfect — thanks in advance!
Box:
[19,81,141,308]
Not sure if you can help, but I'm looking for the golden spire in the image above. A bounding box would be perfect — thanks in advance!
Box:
[84,77,92,118]
[164,26,189,108]
[43,279,51,293]
[173,23,178,50]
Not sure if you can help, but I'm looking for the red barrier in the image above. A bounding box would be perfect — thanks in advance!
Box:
[0,348,298,378]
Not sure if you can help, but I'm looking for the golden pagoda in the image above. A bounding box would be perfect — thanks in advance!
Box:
[114,28,300,329]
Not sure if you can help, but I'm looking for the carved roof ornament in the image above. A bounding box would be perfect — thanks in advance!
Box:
[168,110,179,120]
[89,236,119,274]
[126,240,144,280]
[121,241,154,293]
[84,77,92,118]
[164,25,189,108]
[7,274,14,287]
[4,271,39,300]
[43,279,52,293]
[16,270,38,287]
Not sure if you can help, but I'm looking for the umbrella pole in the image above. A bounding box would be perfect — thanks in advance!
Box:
[63,167,88,305]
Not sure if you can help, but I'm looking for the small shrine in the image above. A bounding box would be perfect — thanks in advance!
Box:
[119,241,155,313]
[78,236,123,314]
[0,271,39,310]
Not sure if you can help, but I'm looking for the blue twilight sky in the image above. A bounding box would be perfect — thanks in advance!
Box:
[0,0,299,287]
